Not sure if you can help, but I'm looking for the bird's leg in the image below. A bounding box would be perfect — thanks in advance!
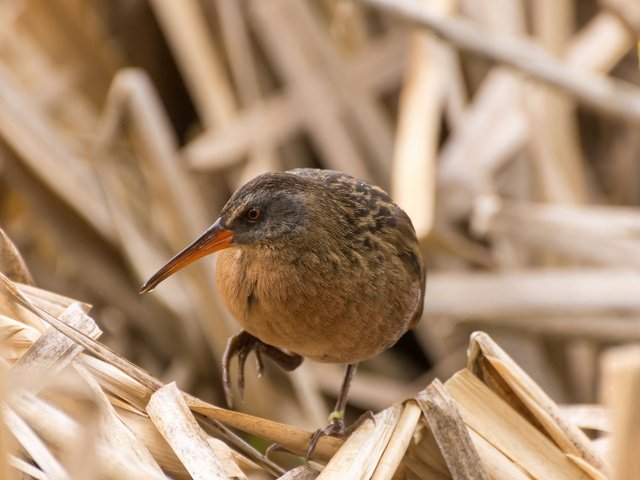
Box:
[222,330,303,408]
[326,363,357,432]
[305,363,373,460]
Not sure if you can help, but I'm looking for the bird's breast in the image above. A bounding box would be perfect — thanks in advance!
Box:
[215,246,418,364]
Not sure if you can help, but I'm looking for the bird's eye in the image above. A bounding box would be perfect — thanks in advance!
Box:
[246,207,262,221]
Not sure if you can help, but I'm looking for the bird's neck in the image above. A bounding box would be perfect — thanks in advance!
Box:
[216,240,336,302]
[215,244,313,330]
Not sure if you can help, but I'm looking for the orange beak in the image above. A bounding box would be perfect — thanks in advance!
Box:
[139,218,233,294]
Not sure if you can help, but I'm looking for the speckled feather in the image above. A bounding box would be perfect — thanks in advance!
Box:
[215,169,425,364]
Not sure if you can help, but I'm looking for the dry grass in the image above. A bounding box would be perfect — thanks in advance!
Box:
[0,252,613,477]
[0,0,639,478]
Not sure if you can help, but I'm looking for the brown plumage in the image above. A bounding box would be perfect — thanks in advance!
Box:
[140,168,426,457]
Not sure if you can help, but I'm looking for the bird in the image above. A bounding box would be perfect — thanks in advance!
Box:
[139,168,426,458]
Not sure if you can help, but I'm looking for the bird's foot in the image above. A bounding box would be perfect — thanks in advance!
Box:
[304,410,375,461]
[264,442,289,459]
[222,330,303,408]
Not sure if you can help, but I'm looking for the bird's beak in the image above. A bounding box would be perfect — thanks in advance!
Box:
[139,217,233,294]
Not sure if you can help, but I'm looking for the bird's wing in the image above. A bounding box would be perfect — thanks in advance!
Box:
[390,208,426,329]
[290,168,426,328]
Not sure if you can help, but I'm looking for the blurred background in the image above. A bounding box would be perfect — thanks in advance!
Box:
[0,0,639,433]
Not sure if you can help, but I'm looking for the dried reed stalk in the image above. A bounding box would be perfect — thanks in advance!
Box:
[601,345,640,480]
[391,0,454,240]
[358,0,640,122]
[417,380,487,479]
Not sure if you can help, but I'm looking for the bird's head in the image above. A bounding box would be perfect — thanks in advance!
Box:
[139,173,310,293]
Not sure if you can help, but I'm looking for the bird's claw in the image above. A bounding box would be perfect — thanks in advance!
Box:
[264,442,288,459]
[305,410,375,461]
[222,330,303,408]
[305,416,346,461]
[255,350,264,378]
[222,331,254,408]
